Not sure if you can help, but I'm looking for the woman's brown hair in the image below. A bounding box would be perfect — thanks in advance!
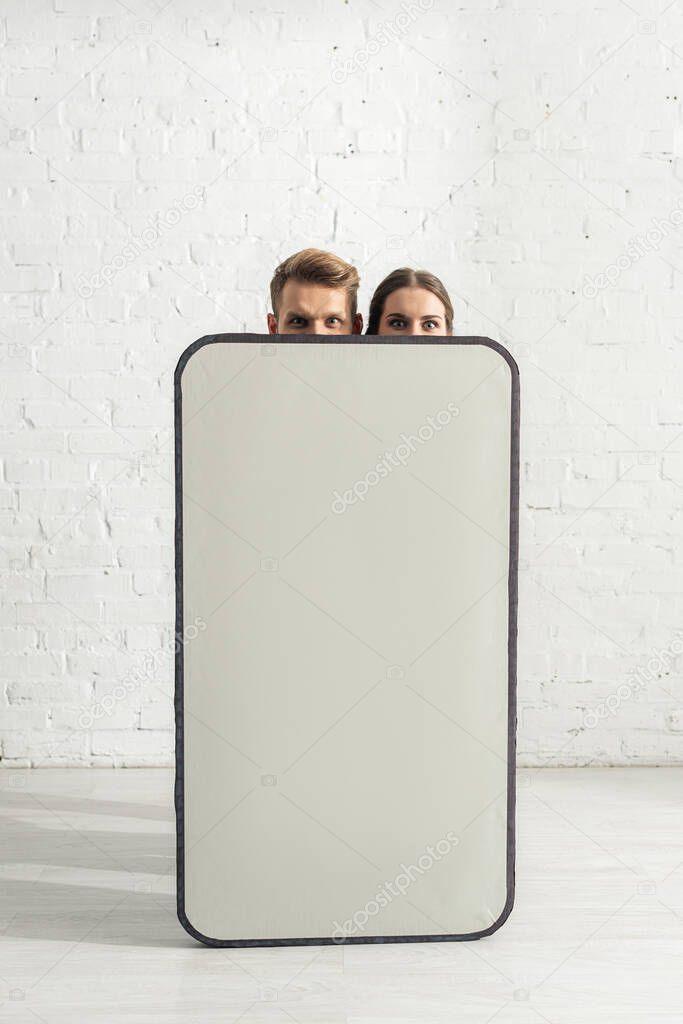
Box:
[365,267,454,335]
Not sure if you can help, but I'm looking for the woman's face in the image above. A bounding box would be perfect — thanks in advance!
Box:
[378,287,449,335]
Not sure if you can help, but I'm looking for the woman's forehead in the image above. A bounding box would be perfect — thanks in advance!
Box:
[383,286,445,314]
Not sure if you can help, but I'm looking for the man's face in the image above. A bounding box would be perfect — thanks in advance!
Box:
[267,280,363,335]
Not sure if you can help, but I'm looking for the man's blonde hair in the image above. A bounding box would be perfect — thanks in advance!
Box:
[270,248,359,319]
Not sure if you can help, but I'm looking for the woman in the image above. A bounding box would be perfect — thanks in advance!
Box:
[365,267,454,336]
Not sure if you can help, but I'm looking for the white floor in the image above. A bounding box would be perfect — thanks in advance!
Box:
[0,767,681,1023]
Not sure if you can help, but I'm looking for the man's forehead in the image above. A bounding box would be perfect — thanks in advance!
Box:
[280,280,349,316]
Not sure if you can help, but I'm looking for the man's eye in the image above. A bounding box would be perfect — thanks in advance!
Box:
[327,317,341,325]
[290,317,306,325]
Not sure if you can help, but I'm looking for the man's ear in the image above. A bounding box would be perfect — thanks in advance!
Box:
[352,312,364,335]
[266,313,278,335]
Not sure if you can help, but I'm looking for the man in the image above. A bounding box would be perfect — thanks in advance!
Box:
[267,248,363,335]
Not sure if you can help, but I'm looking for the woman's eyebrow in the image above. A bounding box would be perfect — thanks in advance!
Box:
[384,311,442,319]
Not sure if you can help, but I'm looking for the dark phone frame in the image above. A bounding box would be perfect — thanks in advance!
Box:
[174,333,519,948]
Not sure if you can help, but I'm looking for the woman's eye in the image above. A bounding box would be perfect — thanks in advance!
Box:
[389,318,407,328]
[424,320,438,329]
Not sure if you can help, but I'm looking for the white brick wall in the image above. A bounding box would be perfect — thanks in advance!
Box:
[1,0,682,766]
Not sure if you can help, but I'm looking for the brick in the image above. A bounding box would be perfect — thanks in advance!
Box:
[47,571,132,602]
[0,153,46,182]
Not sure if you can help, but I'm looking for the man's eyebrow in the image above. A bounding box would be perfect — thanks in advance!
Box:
[286,310,346,319]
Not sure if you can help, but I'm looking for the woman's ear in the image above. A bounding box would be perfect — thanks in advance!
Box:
[352,312,363,335]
